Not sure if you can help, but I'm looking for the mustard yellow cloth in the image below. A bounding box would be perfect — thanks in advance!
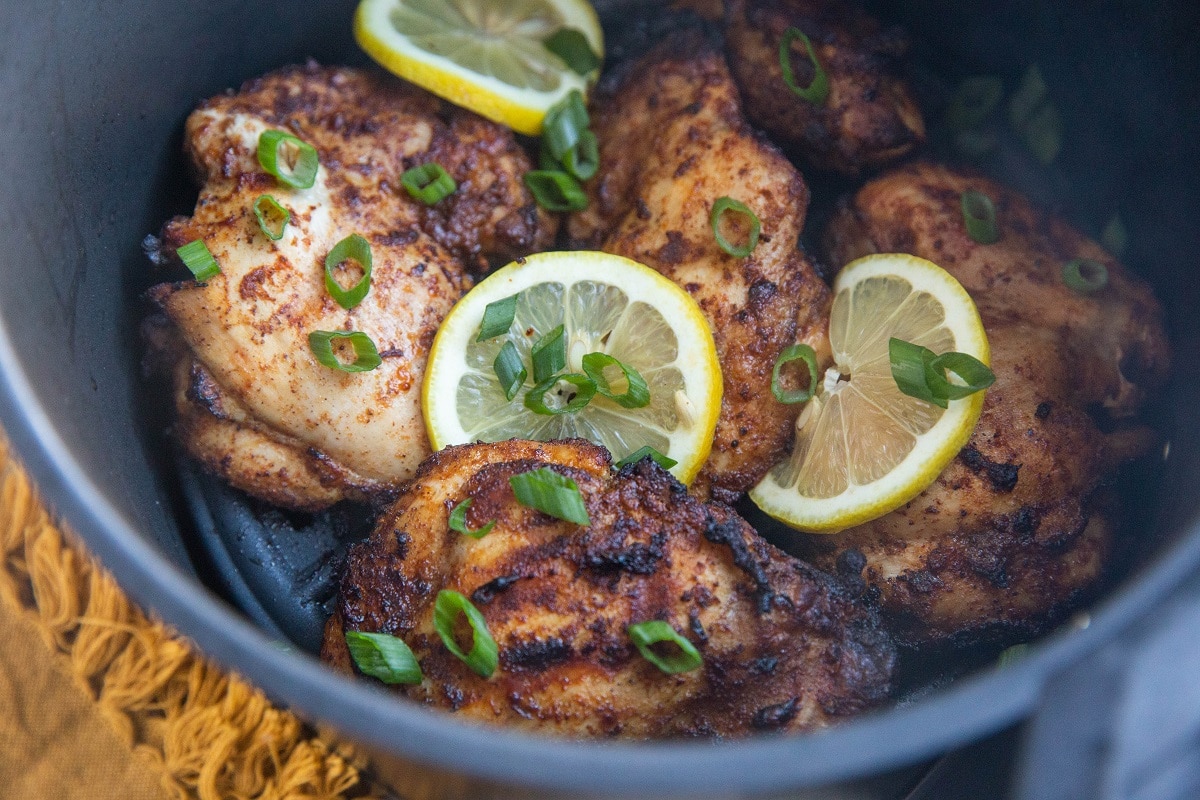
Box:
[0,434,377,800]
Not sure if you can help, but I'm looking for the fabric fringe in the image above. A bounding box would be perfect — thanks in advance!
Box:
[0,435,377,800]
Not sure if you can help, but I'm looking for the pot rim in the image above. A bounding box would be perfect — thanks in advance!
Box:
[4,330,1200,796]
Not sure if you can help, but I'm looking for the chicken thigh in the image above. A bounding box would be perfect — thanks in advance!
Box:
[146,64,555,510]
[799,162,1169,643]
[322,439,895,737]
[568,31,832,504]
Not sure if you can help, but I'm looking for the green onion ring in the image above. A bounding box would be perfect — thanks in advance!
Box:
[176,239,220,282]
[613,446,678,471]
[563,130,599,181]
[524,170,588,212]
[1061,258,1108,294]
[543,28,601,76]
[257,130,318,189]
[524,373,596,415]
[493,340,527,402]
[627,620,702,674]
[252,195,290,241]
[324,234,372,309]
[771,344,819,404]
[344,630,423,685]
[448,498,497,540]
[509,467,590,525]
[961,190,1000,244]
[779,27,829,105]
[581,352,649,408]
[308,330,382,373]
[710,196,761,257]
[530,324,567,383]
[542,90,589,161]
[477,294,519,341]
[401,162,457,205]
[433,590,498,678]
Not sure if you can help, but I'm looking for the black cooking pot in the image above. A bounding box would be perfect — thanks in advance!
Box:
[2,1,1199,798]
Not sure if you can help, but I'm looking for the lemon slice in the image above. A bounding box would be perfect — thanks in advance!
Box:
[423,251,722,484]
[354,0,603,135]
[750,253,991,532]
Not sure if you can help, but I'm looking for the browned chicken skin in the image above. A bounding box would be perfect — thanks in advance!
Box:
[799,162,1169,644]
[724,0,925,174]
[146,64,555,510]
[322,439,895,737]
[568,31,832,504]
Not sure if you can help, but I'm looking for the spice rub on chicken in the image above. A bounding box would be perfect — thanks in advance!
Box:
[145,63,556,511]
[799,161,1170,644]
[568,31,832,504]
[322,439,895,737]
[724,0,926,174]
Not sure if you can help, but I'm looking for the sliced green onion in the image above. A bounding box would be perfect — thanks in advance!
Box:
[627,620,702,674]
[1008,65,1061,164]
[581,352,649,408]
[324,234,372,309]
[308,330,382,373]
[509,467,590,525]
[946,76,1004,130]
[771,344,819,404]
[538,142,561,171]
[542,90,589,161]
[176,239,220,282]
[710,196,761,257]
[613,446,677,471]
[779,27,829,105]
[477,294,519,341]
[543,28,601,76]
[252,194,290,241]
[401,162,457,205]
[448,498,496,540]
[961,190,999,244]
[257,129,318,189]
[433,590,498,678]
[494,341,527,402]
[531,324,566,383]
[524,170,588,212]
[524,373,596,415]
[1061,259,1108,294]
[1101,214,1127,258]
[563,130,599,181]
[345,630,423,685]
[889,337,994,409]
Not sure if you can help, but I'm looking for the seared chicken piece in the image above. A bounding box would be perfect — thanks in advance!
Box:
[800,162,1169,643]
[568,32,832,504]
[322,439,895,737]
[147,64,555,510]
[724,0,925,174]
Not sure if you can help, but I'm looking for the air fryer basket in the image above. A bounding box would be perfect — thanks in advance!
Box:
[1,1,1198,798]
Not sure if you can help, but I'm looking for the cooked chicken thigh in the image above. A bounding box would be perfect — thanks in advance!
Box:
[568,31,832,504]
[799,162,1169,643]
[322,439,895,737]
[724,0,925,174]
[147,64,555,510]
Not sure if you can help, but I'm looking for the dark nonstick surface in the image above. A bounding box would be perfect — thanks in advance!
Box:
[3,0,1200,797]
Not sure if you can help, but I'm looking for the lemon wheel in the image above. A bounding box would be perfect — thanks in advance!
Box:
[422,251,722,484]
[354,0,603,135]
[750,253,991,532]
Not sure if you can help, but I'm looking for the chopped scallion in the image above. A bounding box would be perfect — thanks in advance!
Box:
[509,466,590,525]
[771,343,819,404]
[252,194,290,241]
[563,129,599,181]
[324,234,372,309]
[176,239,220,282]
[1061,258,1108,294]
[581,352,649,408]
[448,498,497,539]
[257,130,318,189]
[433,590,498,678]
[627,620,702,674]
[779,27,829,105]
[543,28,601,76]
[710,196,761,257]
[524,373,596,415]
[493,341,527,402]
[961,190,999,244]
[345,630,423,685]
[542,90,589,162]
[401,162,457,205]
[889,337,994,409]
[524,170,588,212]
[308,330,382,373]
[613,446,677,471]
[531,324,566,383]
[477,294,518,341]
